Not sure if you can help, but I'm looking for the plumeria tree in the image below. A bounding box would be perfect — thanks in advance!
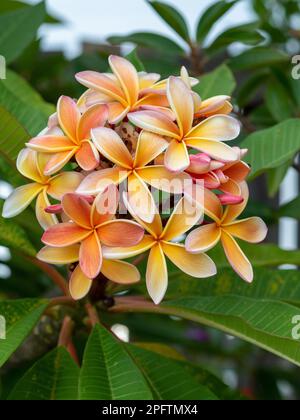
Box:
[0,0,300,401]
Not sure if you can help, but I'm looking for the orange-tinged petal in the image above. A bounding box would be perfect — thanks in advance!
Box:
[138,72,160,91]
[62,193,92,228]
[185,138,238,162]
[44,149,77,176]
[127,173,157,223]
[79,231,102,278]
[136,93,169,108]
[102,235,155,259]
[77,104,108,140]
[36,189,58,230]
[16,149,43,183]
[223,217,267,243]
[57,96,80,143]
[101,259,140,284]
[221,231,253,283]
[128,110,180,139]
[185,223,221,253]
[42,222,91,247]
[107,102,130,124]
[69,265,93,300]
[186,115,240,141]
[146,243,168,305]
[37,245,80,264]
[162,241,217,277]
[27,135,75,153]
[184,183,223,222]
[91,183,119,227]
[109,55,139,106]
[76,166,129,195]
[224,161,250,183]
[222,181,249,223]
[162,196,203,241]
[75,141,99,171]
[91,127,133,169]
[77,88,114,109]
[2,183,44,218]
[97,219,144,247]
[75,71,126,105]
[134,131,168,168]
[137,165,191,194]
[138,105,175,120]
[195,95,231,117]
[167,76,193,137]
[47,172,84,200]
[164,140,190,172]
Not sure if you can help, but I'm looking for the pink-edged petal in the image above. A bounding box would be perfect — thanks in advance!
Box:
[127,173,157,223]
[162,241,216,277]
[77,88,115,110]
[128,110,180,139]
[162,196,203,241]
[92,183,119,227]
[37,245,80,264]
[185,223,221,253]
[36,189,58,230]
[134,131,168,168]
[221,231,253,283]
[107,102,130,124]
[222,181,249,223]
[91,127,133,169]
[138,72,161,91]
[62,193,92,228]
[69,265,93,300]
[75,141,99,171]
[101,259,140,284]
[42,222,91,247]
[77,103,108,140]
[219,178,241,195]
[79,231,102,278]
[224,161,250,183]
[186,115,240,141]
[102,235,155,260]
[187,153,211,175]
[167,76,194,137]
[146,243,168,305]
[76,166,129,195]
[44,149,77,176]
[75,71,126,105]
[57,96,80,143]
[185,138,238,162]
[164,140,190,172]
[138,105,175,120]
[27,135,75,153]
[2,183,44,218]
[195,95,231,117]
[184,183,223,223]
[16,148,43,183]
[223,217,268,243]
[137,165,192,194]
[47,172,84,200]
[97,219,144,247]
[109,55,139,105]
[135,93,169,109]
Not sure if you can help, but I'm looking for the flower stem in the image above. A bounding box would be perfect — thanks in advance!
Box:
[28,256,69,295]
[85,302,100,326]
[58,315,79,365]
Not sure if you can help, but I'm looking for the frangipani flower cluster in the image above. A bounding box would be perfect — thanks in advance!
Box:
[2,55,267,304]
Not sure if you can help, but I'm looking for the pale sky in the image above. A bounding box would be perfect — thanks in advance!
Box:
[26,0,254,57]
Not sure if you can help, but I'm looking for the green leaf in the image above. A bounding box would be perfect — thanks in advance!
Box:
[0,0,60,24]
[108,32,183,55]
[278,196,300,220]
[229,47,288,71]
[0,201,36,256]
[241,119,300,178]
[8,347,79,400]
[196,0,237,43]
[127,344,219,400]
[236,70,268,108]
[0,299,48,367]
[79,324,153,400]
[0,2,46,64]
[125,48,145,72]
[147,1,190,43]
[193,64,236,99]
[267,160,291,198]
[265,80,294,122]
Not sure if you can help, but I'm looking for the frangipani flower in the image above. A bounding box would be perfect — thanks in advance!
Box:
[185,182,268,283]
[37,244,140,299]
[2,148,83,229]
[128,76,240,172]
[102,195,216,305]
[77,129,191,223]
[41,187,144,280]
[76,55,173,124]
[194,95,233,118]
[27,96,108,175]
